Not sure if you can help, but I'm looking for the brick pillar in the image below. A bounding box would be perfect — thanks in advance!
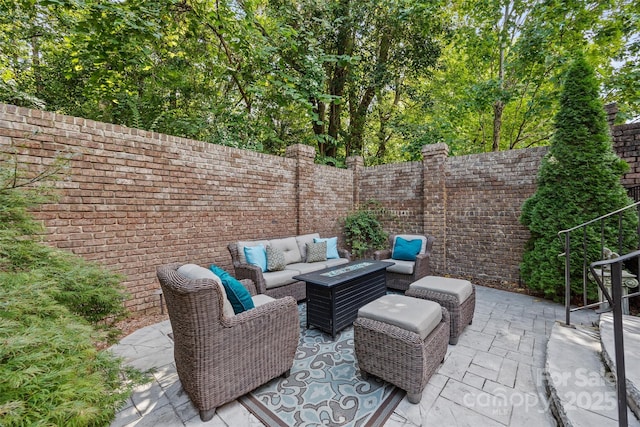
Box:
[286,144,317,235]
[346,155,364,208]
[422,143,449,274]
[605,103,618,128]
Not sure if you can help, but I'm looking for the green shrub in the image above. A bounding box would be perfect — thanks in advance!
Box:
[520,53,638,301]
[0,273,144,426]
[343,200,390,258]
[0,153,144,425]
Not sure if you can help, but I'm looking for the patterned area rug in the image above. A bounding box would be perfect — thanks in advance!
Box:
[239,303,405,426]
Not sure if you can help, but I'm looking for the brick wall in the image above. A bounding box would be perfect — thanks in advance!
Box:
[444,147,547,282]
[357,160,425,234]
[0,104,352,314]
[2,103,636,313]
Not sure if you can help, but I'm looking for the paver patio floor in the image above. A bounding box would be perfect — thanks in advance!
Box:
[109,285,598,426]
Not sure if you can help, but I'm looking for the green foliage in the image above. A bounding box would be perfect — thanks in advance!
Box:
[417,0,638,154]
[0,153,144,425]
[520,53,638,301]
[0,273,144,426]
[0,0,638,161]
[343,200,390,258]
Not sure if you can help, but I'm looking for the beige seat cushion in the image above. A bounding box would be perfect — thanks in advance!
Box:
[263,270,298,289]
[358,294,442,340]
[286,262,326,275]
[252,294,276,307]
[409,276,473,304]
[386,259,415,275]
[177,264,235,318]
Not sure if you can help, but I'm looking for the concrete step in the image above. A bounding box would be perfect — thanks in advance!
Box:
[545,321,640,427]
[600,313,640,420]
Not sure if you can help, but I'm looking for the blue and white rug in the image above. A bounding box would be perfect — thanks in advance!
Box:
[239,304,404,426]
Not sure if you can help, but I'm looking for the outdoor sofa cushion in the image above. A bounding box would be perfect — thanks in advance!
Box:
[315,236,340,259]
[306,241,327,263]
[392,236,423,261]
[358,294,442,340]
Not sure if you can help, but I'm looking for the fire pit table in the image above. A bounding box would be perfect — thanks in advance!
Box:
[293,260,394,338]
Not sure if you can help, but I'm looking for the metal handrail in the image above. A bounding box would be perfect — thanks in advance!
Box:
[588,251,640,427]
[558,200,640,427]
[558,201,640,236]
[558,201,640,326]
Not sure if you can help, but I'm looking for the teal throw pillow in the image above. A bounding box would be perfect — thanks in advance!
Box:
[209,265,255,314]
[314,237,339,259]
[392,237,423,261]
[244,244,267,272]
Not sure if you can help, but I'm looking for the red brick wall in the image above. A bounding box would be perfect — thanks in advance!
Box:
[606,103,640,188]
[0,104,351,314]
[356,144,547,282]
[444,147,547,282]
[2,103,635,312]
[357,161,425,234]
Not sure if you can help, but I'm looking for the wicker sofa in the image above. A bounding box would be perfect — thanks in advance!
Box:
[156,263,299,421]
[228,233,351,301]
[373,234,435,291]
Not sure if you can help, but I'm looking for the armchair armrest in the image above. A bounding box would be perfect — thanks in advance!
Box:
[240,278,257,296]
[373,248,392,260]
[224,296,298,328]
[413,252,432,278]
[233,264,268,294]
[338,248,352,261]
[221,296,299,361]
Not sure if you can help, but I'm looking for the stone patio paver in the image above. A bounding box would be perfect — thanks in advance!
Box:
[109,285,598,426]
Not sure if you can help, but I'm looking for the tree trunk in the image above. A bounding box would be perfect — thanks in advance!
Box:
[325,0,352,159]
[492,3,510,152]
[313,100,327,156]
[493,100,504,151]
[349,32,391,156]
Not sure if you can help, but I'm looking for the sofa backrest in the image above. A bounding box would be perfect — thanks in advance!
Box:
[235,233,321,265]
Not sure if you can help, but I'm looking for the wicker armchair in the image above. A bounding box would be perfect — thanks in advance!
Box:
[373,234,435,291]
[156,263,299,421]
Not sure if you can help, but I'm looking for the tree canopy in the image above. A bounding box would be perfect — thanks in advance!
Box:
[1,0,638,164]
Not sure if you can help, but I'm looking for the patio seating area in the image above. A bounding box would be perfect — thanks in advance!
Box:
[109,284,598,427]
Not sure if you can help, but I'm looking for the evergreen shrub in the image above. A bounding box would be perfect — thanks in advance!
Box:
[0,153,145,425]
[520,53,638,301]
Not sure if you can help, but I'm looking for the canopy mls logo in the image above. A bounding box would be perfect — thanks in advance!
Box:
[462,367,618,415]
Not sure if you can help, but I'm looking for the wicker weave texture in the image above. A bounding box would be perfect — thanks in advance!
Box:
[373,234,435,291]
[228,241,351,302]
[406,285,476,344]
[353,307,450,397]
[156,263,299,421]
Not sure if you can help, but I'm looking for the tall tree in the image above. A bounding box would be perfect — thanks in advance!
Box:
[415,0,635,154]
[520,53,637,300]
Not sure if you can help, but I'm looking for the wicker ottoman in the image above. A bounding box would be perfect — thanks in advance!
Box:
[406,276,475,345]
[353,294,450,404]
